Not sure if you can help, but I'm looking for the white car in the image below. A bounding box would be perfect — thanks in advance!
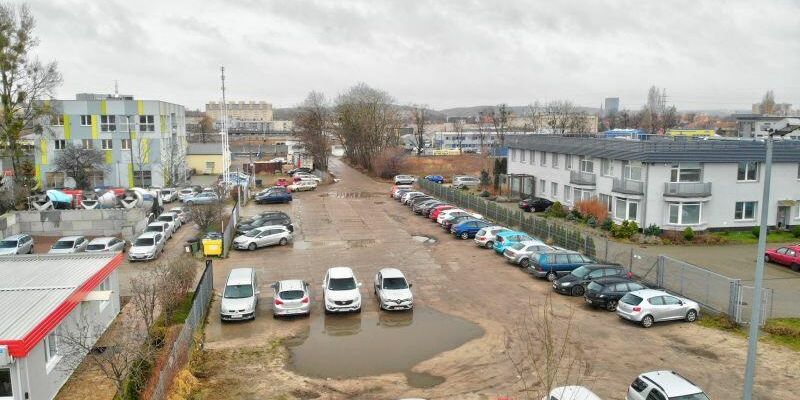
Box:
[394,175,416,185]
[626,371,709,400]
[474,226,510,249]
[49,236,88,254]
[0,234,34,255]
[322,267,362,314]
[177,188,196,201]
[233,225,293,251]
[293,172,322,182]
[160,188,178,203]
[453,175,480,188]
[272,279,311,317]
[288,180,317,192]
[169,207,189,224]
[86,237,126,253]
[544,386,601,400]
[373,268,413,311]
[400,191,424,204]
[221,268,259,321]
[157,211,182,231]
[436,208,482,224]
[128,232,165,261]
[145,221,174,240]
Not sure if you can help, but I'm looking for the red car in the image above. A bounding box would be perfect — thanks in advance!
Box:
[764,245,800,271]
[276,178,291,187]
[429,205,455,221]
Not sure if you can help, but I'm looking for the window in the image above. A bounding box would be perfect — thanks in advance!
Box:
[0,368,11,397]
[101,139,113,150]
[520,149,526,162]
[615,198,639,221]
[797,164,800,179]
[568,254,585,263]
[54,139,66,150]
[139,115,155,132]
[599,194,612,213]
[551,182,557,197]
[82,139,94,149]
[133,170,153,186]
[121,139,131,150]
[668,202,701,225]
[623,161,642,181]
[100,115,116,132]
[670,162,701,182]
[205,161,216,171]
[552,153,558,167]
[88,171,105,187]
[511,149,517,162]
[565,154,573,170]
[539,179,546,194]
[44,172,65,188]
[646,389,667,400]
[51,114,65,126]
[540,151,547,166]
[528,150,534,165]
[573,188,593,202]
[555,254,570,264]
[80,115,92,126]
[579,156,594,173]
[601,158,613,177]
[737,162,758,181]
[564,185,572,203]
[735,201,757,220]
[44,330,60,369]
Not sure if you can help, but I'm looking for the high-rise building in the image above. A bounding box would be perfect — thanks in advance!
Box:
[205,100,273,132]
[603,97,620,116]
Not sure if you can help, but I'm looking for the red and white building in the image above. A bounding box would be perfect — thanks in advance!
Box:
[0,253,122,400]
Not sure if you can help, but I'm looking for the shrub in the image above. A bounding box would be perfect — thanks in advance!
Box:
[371,147,407,179]
[586,217,597,228]
[546,202,567,218]
[751,226,762,238]
[574,199,608,222]
[611,220,639,239]
[600,218,614,231]
[479,190,491,197]
[683,227,695,241]
[792,225,800,238]
[643,224,663,237]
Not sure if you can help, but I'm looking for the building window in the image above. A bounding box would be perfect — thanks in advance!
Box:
[205,161,216,171]
[519,149,526,162]
[139,115,155,132]
[133,170,152,186]
[54,139,66,150]
[615,198,639,221]
[565,154,573,170]
[100,115,116,132]
[670,162,701,182]
[101,139,113,150]
[511,149,517,162]
[82,139,94,149]
[574,188,593,203]
[797,164,800,179]
[552,153,558,168]
[539,179,546,194]
[44,329,60,370]
[579,156,594,173]
[528,150,534,165]
[51,114,65,126]
[601,159,613,177]
[564,185,572,203]
[88,170,105,187]
[600,194,613,213]
[121,139,131,150]
[80,115,92,126]
[540,151,547,166]
[623,161,643,181]
[735,201,757,220]
[737,162,758,182]
[668,202,701,225]
[551,182,557,197]
[0,368,11,397]
[44,172,66,188]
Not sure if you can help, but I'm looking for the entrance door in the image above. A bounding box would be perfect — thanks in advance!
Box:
[0,368,12,399]
[777,206,790,230]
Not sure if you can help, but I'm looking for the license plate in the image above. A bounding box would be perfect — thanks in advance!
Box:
[552,283,558,289]
[231,314,241,319]
[585,298,593,304]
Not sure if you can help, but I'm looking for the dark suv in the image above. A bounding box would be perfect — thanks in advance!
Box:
[527,250,594,281]
[584,277,648,311]
[552,264,630,296]
[236,214,293,234]
[518,196,553,212]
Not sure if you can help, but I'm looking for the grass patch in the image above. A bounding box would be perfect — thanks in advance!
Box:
[711,230,797,245]
[699,314,800,352]
[167,292,195,326]
[697,313,745,336]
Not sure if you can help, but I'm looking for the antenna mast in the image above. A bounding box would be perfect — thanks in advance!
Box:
[220,66,230,185]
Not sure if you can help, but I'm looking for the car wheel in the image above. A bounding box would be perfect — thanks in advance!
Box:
[641,315,654,328]
[546,271,558,282]
[28,247,33,254]
[605,300,618,312]
[484,241,494,249]
[685,309,698,322]
[764,254,771,263]
[571,285,585,296]
[460,232,469,240]
[355,307,362,314]
[520,258,529,268]
[279,238,288,246]
[792,263,800,272]
[248,243,256,251]
[186,201,193,206]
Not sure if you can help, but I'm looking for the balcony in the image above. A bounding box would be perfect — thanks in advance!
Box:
[612,178,644,195]
[664,182,712,198]
[569,170,596,186]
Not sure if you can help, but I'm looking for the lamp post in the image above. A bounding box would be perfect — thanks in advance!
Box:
[125,115,140,187]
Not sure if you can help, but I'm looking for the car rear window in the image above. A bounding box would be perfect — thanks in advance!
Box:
[52,240,75,249]
[279,290,305,300]
[87,244,106,251]
[587,281,602,292]
[509,243,526,250]
[476,229,486,236]
[620,293,643,306]
[134,238,154,246]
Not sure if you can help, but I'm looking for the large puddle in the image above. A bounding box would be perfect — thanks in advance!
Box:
[285,308,483,387]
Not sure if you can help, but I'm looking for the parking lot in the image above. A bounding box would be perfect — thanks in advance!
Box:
[195,157,800,400]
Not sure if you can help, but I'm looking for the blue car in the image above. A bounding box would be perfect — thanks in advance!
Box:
[452,219,493,240]
[493,231,534,254]
[425,175,445,184]
[526,250,595,281]
[255,191,292,204]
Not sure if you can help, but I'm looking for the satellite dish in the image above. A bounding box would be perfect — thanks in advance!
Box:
[64,177,77,189]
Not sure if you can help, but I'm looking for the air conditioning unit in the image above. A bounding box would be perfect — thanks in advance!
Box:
[0,345,12,367]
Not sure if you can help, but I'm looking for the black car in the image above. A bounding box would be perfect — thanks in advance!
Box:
[519,196,553,212]
[412,199,438,214]
[288,167,311,175]
[236,214,293,234]
[409,196,435,209]
[443,215,477,232]
[417,200,444,215]
[584,277,648,311]
[258,186,290,196]
[240,211,289,225]
[553,264,629,296]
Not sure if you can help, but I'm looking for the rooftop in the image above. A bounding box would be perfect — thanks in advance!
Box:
[187,142,223,155]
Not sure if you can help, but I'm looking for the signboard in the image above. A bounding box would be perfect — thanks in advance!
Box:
[0,345,11,366]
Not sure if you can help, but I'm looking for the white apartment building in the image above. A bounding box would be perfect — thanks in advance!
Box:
[506,135,800,231]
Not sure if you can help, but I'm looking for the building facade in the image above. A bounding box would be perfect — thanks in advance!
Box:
[734,114,800,139]
[186,143,229,175]
[506,135,800,231]
[603,97,620,116]
[205,101,273,132]
[35,95,187,189]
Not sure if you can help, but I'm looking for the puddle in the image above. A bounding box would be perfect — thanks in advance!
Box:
[326,191,384,198]
[411,235,437,244]
[286,308,483,383]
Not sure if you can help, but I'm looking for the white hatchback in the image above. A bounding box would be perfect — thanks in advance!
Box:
[374,268,413,311]
[322,267,362,314]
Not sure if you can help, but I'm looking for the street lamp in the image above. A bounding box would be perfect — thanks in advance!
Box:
[742,118,799,400]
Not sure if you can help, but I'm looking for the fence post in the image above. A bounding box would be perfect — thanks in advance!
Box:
[729,279,741,321]
[656,256,665,288]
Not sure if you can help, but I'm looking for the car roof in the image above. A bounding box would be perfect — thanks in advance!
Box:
[2,234,29,240]
[549,386,601,400]
[519,239,547,246]
[497,230,527,237]
[327,266,355,278]
[160,211,178,217]
[378,268,405,278]
[628,289,670,298]
[593,276,636,285]
[640,371,703,397]
[277,279,305,291]
[148,221,168,227]
[256,225,288,231]
[227,268,254,285]
[57,236,85,241]
[137,231,160,239]
[88,237,117,245]
[581,263,623,270]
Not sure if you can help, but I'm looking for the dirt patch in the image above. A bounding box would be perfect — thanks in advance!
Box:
[401,154,490,181]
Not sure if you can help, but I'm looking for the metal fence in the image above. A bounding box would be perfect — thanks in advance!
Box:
[150,260,214,400]
[222,202,240,257]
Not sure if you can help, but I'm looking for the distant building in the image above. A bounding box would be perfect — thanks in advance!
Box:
[268,120,293,132]
[186,142,230,175]
[185,110,205,133]
[752,102,794,116]
[603,97,620,116]
[206,101,273,133]
[734,114,800,139]
[665,129,716,137]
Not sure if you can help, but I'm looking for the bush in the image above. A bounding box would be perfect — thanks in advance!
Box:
[643,224,662,237]
[611,220,639,239]
[546,202,567,218]
[792,225,800,238]
[751,226,762,238]
[479,190,490,197]
[574,199,609,222]
[683,227,695,241]
[586,217,597,228]
[600,218,614,231]
[371,147,407,179]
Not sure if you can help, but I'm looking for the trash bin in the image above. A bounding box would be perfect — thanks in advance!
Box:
[202,233,222,256]
[186,239,200,253]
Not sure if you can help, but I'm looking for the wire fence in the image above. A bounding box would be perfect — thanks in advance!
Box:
[222,202,240,258]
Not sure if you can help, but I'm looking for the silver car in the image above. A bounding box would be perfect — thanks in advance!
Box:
[502,240,552,268]
[453,176,480,188]
[272,279,311,317]
[0,234,34,255]
[183,191,219,205]
[86,237,126,253]
[616,289,700,328]
[128,232,166,261]
[169,207,189,224]
[473,226,510,249]
[157,212,182,231]
[232,225,293,251]
[49,236,88,254]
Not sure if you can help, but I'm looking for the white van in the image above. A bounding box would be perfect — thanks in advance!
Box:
[220,268,260,321]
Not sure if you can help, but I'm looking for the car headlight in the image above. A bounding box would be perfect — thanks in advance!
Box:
[561,282,572,286]
[598,294,606,298]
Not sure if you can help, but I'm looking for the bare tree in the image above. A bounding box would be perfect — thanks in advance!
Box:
[157,256,198,325]
[543,100,586,135]
[185,201,223,234]
[335,83,400,170]
[411,105,428,156]
[161,134,185,188]
[198,114,215,143]
[476,109,491,154]
[491,104,510,148]
[294,91,332,171]
[760,90,775,115]
[51,143,108,189]
[0,4,62,177]
[453,119,465,153]
[526,101,545,133]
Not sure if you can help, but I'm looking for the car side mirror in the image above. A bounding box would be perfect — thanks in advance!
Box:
[678,300,684,306]
[255,290,261,295]
[408,283,413,288]
[357,282,363,288]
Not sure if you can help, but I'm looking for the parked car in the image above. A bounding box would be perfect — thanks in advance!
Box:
[452,219,493,239]
[585,277,649,311]
[128,232,165,261]
[492,231,535,254]
[275,177,291,187]
[453,176,480,188]
[169,207,189,224]
[86,237,126,253]
[437,208,482,224]
[414,199,442,215]
[473,226,510,248]
[178,188,197,201]
[527,250,595,281]
[233,225,293,250]
[287,167,311,175]
[160,188,178,203]
[764,245,800,271]
[626,370,709,400]
[288,180,317,192]
[322,267,362,313]
[0,233,34,255]
[401,191,426,205]
[424,175,444,184]
[293,172,322,182]
[272,279,311,317]
[553,264,630,296]
[394,175,416,185]
[373,268,414,311]
[261,186,291,195]
[157,211,182,230]
[443,215,479,233]
[391,184,413,198]
[145,221,174,240]
[49,236,88,254]
[518,196,553,212]
[616,289,699,328]
[502,240,552,267]
[394,188,414,200]
[429,204,456,221]
[255,191,292,204]
[240,211,290,226]
[220,268,259,321]
[236,214,293,235]
[408,195,434,208]
[546,386,601,400]
[183,191,220,205]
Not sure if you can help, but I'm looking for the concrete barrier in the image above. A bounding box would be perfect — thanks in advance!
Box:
[1,208,148,241]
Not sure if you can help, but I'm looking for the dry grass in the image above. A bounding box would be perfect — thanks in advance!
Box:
[401,154,490,181]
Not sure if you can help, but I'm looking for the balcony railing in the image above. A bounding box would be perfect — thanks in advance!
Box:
[612,178,644,195]
[664,182,712,197]
[569,170,596,186]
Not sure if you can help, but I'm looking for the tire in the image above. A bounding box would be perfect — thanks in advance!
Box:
[605,300,618,312]
[248,242,256,251]
[460,232,469,240]
[520,258,530,268]
[546,271,558,282]
[186,201,193,206]
[571,285,585,297]
[685,309,698,322]
[641,315,654,328]
[355,307,362,314]
[484,241,494,249]
[279,238,288,246]
[792,263,800,272]
[764,254,771,263]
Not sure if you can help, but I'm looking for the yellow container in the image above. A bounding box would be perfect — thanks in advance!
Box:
[202,238,223,256]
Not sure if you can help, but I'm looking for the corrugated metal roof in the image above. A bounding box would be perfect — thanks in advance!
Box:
[0,253,117,341]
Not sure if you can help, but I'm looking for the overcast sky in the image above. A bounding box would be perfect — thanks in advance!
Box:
[28,0,800,111]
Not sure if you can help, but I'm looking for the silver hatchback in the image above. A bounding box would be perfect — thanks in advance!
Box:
[272,279,311,317]
[616,289,699,328]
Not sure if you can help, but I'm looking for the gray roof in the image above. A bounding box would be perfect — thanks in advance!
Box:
[0,253,118,342]
[505,135,800,163]
[187,142,223,155]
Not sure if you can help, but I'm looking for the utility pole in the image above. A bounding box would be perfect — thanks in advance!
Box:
[220,66,230,187]
[126,115,140,187]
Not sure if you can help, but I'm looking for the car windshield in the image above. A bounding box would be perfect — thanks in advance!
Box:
[134,238,154,246]
[145,226,162,232]
[244,229,261,237]
[158,216,172,222]
[620,293,643,305]
[518,235,533,242]
[382,277,408,290]
[328,277,357,291]
[87,244,107,251]
[587,281,602,292]
[672,393,710,400]
[52,240,75,249]
[510,243,526,251]
[0,240,18,248]
[571,266,591,278]
[279,289,305,300]
[224,284,254,299]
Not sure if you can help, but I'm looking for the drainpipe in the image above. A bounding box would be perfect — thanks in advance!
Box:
[642,163,649,228]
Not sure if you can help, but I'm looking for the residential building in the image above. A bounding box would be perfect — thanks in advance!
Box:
[603,97,620,116]
[0,253,122,400]
[734,114,800,139]
[185,110,205,133]
[35,95,187,189]
[186,142,230,175]
[205,101,273,133]
[506,135,800,231]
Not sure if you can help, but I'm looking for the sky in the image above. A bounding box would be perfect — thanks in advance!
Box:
[27,0,800,112]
